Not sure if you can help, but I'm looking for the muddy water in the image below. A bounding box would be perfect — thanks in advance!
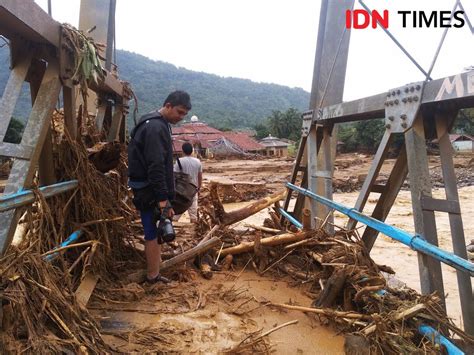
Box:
[101,307,247,352]
[98,271,344,353]
[231,270,345,354]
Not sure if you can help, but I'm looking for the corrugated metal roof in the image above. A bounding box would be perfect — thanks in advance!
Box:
[259,135,290,148]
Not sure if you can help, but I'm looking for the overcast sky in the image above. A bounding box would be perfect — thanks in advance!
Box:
[34,0,473,102]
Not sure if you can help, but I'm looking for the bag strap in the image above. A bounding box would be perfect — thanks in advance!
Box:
[130,112,171,174]
[176,157,183,171]
[170,126,185,172]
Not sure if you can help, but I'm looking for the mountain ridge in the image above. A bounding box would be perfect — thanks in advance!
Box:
[0,48,310,129]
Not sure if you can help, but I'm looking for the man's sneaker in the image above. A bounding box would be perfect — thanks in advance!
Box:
[146,274,171,284]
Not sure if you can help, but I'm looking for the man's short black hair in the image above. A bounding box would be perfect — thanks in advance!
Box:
[182,142,193,155]
[163,90,192,110]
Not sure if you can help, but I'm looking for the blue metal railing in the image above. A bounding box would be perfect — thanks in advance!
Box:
[418,325,465,355]
[285,182,474,276]
[44,230,83,261]
[279,208,303,229]
[0,180,78,212]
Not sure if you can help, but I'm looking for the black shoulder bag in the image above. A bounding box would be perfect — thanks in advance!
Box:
[171,157,198,214]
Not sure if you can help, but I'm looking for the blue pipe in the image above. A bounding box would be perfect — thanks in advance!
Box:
[286,183,474,276]
[44,230,83,261]
[279,208,303,229]
[418,325,465,355]
[0,180,78,212]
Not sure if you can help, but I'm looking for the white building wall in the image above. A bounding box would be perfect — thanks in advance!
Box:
[452,141,473,152]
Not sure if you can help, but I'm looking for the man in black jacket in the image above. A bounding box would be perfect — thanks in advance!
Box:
[128,90,191,283]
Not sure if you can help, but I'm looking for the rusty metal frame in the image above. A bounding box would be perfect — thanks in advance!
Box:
[0,0,129,255]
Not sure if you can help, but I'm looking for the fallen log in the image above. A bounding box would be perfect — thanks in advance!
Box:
[210,183,286,226]
[126,237,221,283]
[220,231,308,256]
[302,208,312,231]
[271,303,371,321]
[162,237,220,270]
[244,224,282,234]
[198,225,220,245]
[277,263,310,280]
[314,268,347,308]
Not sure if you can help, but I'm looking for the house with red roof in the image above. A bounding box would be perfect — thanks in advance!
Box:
[171,116,264,157]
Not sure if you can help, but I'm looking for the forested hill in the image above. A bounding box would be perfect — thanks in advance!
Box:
[0,48,310,129]
[116,50,310,129]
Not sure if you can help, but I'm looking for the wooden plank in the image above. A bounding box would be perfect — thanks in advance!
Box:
[75,273,99,308]
[282,136,307,218]
[0,1,124,97]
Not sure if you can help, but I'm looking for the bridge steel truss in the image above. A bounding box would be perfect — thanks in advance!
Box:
[283,0,474,335]
[0,0,129,254]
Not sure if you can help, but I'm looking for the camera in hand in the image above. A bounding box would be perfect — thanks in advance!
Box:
[158,217,175,243]
[154,204,176,244]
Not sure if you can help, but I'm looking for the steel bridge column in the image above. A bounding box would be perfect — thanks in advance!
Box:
[405,114,445,309]
[307,0,354,229]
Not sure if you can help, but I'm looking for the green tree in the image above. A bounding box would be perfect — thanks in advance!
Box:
[453,108,474,135]
[265,108,302,141]
[254,123,269,139]
[338,123,358,151]
[354,119,385,152]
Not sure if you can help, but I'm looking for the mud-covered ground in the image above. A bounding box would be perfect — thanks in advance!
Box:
[92,270,344,353]
[1,152,471,352]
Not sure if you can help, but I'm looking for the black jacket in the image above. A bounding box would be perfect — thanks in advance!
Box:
[127,111,175,202]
